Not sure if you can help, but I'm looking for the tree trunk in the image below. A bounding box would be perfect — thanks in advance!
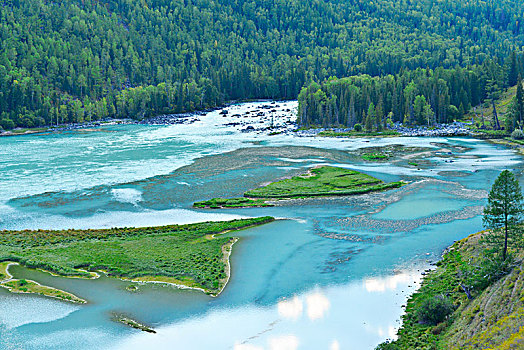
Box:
[504,213,508,261]
[492,98,501,130]
[460,283,473,300]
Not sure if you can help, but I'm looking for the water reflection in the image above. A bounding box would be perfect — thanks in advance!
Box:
[235,335,300,350]
[111,269,420,350]
[305,291,330,321]
[268,335,300,350]
[277,290,330,322]
[364,271,422,293]
[277,296,303,320]
[330,339,340,350]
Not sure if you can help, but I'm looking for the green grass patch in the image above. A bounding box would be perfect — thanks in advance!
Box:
[245,166,403,199]
[504,137,524,145]
[1,277,86,303]
[193,197,274,209]
[361,152,389,161]
[470,128,510,138]
[0,217,274,296]
[194,166,403,207]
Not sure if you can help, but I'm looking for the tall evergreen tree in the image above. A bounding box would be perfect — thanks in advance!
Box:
[508,51,519,87]
[483,170,524,261]
[517,78,524,126]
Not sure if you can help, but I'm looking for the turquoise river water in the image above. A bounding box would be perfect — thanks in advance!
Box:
[0,101,522,350]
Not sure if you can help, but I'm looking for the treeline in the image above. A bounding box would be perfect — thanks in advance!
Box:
[1,0,524,129]
[298,55,524,129]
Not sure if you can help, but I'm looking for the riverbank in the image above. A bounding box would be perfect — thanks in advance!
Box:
[486,137,524,156]
[0,99,297,137]
[296,122,471,138]
[377,230,524,349]
[194,166,405,208]
[0,262,86,303]
[0,119,138,137]
[0,217,275,301]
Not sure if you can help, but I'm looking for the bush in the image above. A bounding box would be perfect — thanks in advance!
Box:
[0,119,15,130]
[459,253,513,294]
[416,295,455,325]
[511,129,524,140]
[375,340,400,350]
[354,123,363,132]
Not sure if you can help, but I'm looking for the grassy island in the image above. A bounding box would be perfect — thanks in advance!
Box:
[361,152,389,161]
[193,197,274,209]
[195,166,403,208]
[0,261,86,303]
[0,217,274,300]
[378,231,524,350]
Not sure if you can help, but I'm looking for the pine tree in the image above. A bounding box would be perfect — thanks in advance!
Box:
[508,51,519,87]
[517,78,524,126]
[483,170,524,261]
[366,102,375,132]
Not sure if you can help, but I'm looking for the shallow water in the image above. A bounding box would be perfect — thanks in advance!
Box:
[0,101,522,349]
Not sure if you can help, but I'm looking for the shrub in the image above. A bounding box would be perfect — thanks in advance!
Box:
[374,340,400,350]
[0,119,15,130]
[431,321,448,335]
[416,295,455,325]
[511,129,524,140]
[354,123,363,132]
[459,253,513,294]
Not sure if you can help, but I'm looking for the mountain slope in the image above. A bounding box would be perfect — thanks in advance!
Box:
[1,0,523,128]
[378,231,524,349]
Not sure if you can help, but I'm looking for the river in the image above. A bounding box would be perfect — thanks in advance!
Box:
[0,101,521,350]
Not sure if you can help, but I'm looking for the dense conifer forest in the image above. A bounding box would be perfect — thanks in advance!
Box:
[0,0,523,129]
[297,59,524,129]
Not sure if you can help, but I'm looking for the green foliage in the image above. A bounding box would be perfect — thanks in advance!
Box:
[298,65,491,127]
[317,129,399,137]
[0,118,15,130]
[193,197,273,209]
[1,0,524,128]
[361,153,389,161]
[517,81,524,125]
[244,166,403,199]
[416,295,455,326]
[374,341,400,350]
[0,217,274,294]
[194,167,402,207]
[483,170,524,260]
[459,252,514,294]
[354,123,363,132]
[377,224,524,350]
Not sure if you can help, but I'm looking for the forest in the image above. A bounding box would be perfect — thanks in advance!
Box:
[0,0,523,129]
[297,56,524,129]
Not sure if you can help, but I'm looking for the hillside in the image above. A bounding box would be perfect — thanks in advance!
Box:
[1,0,523,129]
[378,232,524,349]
